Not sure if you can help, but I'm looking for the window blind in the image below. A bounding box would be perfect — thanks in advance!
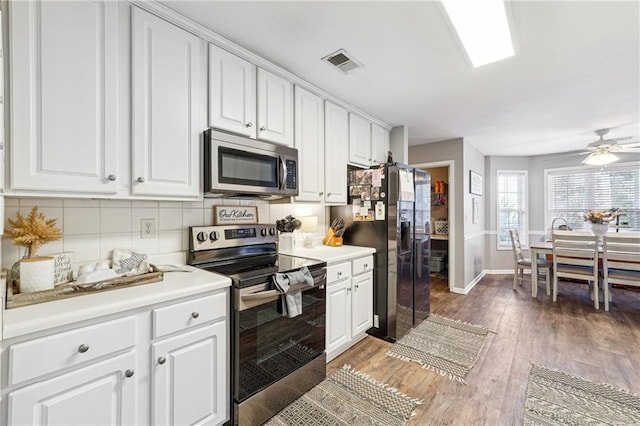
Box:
[547,164,640,231]
[497,171,528,249]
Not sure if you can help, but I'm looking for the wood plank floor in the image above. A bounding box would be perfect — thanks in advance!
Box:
[327,274,640,425]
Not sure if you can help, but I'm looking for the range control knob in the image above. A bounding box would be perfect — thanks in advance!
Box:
[209,231,219,241]
[268,228,276,236]
[196,232,208,243]
[260,228,268,237]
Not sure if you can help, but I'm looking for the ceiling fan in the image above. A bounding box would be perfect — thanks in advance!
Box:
[553,128,640,165]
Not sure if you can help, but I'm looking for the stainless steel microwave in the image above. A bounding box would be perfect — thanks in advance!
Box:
[204,129,299,199]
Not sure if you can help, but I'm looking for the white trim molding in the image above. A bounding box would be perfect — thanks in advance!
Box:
[450,270,486,295]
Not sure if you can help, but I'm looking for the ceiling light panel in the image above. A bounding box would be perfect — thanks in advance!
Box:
[441,0,515,67]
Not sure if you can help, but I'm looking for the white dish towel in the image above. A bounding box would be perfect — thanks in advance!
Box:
[272,266,314,318]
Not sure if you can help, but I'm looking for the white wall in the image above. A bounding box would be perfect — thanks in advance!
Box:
[463,142,486,287]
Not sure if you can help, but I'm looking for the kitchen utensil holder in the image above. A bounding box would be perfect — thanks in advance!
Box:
[322,228,343,247]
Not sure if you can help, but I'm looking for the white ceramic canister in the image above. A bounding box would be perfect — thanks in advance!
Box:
[19,256,55,293]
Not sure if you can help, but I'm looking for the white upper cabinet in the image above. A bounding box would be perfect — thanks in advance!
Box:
[208,44,257,138]
[257,69,293,146]
[371,123,390,165]
[349,113,372,168]
[132,7,203,198]
[8,0,119,194]
[209,45,293,146]
[294,87,324,202]
[324,102,349,205]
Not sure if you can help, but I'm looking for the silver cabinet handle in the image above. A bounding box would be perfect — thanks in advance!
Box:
[158,356,166,365]
[364,264,368,268]
[78,344,89,353]
[245,122,253,128]
[136,177,145,183]
[319,192,324,196]
[259,125,266,131]
[327,192,332,196]
[125,369,134,378]
[337,271,342,277]
[346,287,351,292]
[107,174,116,181]
[191,312,200,319]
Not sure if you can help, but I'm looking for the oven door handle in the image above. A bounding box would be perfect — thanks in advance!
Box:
[239,274,326,309]
[242,289,280,301]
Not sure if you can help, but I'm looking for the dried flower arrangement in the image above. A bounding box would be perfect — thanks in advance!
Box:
[4,206,62,258]
[583,209,620,224]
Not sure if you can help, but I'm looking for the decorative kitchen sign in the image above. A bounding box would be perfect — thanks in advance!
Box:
[214,206,258,225]
[470,170,483,196]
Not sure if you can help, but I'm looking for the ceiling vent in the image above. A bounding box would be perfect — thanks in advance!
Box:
[321,49,363,74]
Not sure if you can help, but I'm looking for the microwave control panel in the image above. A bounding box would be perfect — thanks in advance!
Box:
[285,160,297,189]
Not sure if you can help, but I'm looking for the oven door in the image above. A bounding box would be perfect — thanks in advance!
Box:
[233,272,326,403]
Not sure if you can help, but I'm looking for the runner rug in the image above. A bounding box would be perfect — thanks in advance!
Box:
[265,365,422,425]
[386,313,490,383]
[524,364,640,425]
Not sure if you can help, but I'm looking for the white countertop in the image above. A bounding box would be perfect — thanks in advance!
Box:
[280,244,376,264]
[3,267,231,340]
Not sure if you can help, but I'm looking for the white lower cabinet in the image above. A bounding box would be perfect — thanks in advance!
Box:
[2,289,229,425]
[152,321,227,426]
[326,255,374,362]
[8,351,137,426]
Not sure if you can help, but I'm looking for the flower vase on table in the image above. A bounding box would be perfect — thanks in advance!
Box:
[590,222,609,237]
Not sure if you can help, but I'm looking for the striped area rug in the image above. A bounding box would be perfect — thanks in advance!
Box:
[525,364,640,425]
[265,365,422,425]
[386,314,490,383]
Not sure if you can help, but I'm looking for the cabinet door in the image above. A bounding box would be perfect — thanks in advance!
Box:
[257,68,293,146]
[8,351,136,426]
[326,278,352,358]
[371,123,390,165]
[209,44,256,138]
[352,271,373,336]
[152,322,228,426]
[294,87,325,202]
[348,113,372,167]
[9,0,118,194]
[324,102,348,205]
[132,7,203,198]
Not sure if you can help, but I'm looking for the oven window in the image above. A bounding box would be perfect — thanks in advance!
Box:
[235,287,325,401]
[219,147,278,188]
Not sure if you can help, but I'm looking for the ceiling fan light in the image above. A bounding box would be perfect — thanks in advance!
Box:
[582,151,619,166]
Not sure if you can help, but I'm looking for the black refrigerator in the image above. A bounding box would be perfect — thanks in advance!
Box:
[330,163,431,342]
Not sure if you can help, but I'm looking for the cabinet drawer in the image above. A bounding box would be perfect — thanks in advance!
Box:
[352,255,374,275]
[9,316,137,386]
[327,262,351,284]
[153,291,227,339]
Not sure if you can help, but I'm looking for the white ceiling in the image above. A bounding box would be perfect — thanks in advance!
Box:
[161,0,639,156]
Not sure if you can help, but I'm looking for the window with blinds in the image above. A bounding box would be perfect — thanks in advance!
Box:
[546,163,640,231]
[497,171,528,250]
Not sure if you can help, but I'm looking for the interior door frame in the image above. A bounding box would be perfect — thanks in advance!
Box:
[411,160,455,291]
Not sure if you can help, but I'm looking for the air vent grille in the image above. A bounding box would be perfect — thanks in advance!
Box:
[322,49,363,74]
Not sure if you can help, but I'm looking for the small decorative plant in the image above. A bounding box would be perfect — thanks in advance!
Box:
[583,208,620,224]
[5,206,62,258]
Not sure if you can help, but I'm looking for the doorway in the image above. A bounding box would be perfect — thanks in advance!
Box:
[413,161,454,291]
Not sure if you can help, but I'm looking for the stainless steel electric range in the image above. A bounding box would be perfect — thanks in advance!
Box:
[188,224,327,425]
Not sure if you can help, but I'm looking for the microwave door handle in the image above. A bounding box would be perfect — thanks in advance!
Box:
[279,156,287,190]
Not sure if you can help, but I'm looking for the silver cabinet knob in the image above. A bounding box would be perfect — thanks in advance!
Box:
[355,284,360,289]
[191,312,200,319]
[364,264,368,268]
[346,287,351,292]
[319,192,324,196]
[78,344,89,353]
[327,192,332,196]
[107,174,116,181]
[125,369,135,378]
[158,356,166,365]
[136,177,145,183]
[245,122,253,128]
[259,125,266,131]
[337,271,342,277]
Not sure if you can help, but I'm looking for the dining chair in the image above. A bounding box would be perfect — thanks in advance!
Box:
[509,229,552,294]
[602,233,640,312]
[551,230,600,308]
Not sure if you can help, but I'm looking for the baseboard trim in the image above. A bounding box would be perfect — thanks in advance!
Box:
[451,271,487,295]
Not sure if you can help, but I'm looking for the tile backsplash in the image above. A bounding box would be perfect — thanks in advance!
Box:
[2,197,327,269]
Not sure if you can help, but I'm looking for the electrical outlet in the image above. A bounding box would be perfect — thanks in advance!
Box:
[373,314,379,328]
[141,218,156,239]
